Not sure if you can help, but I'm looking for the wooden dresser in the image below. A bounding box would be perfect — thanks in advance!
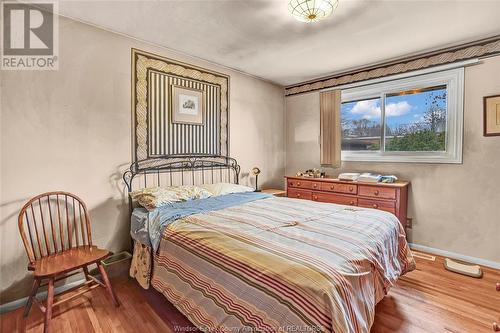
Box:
[285,176,410,226]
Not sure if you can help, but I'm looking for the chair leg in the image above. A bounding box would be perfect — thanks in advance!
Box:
[24,278,41,318]
[97,262,119,307]
[43,278,54,333]
[83,266,91,281]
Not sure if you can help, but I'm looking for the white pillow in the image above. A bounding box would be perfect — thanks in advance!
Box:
[200,183,254,196]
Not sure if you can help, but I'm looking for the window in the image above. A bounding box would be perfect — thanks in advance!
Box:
[341,97,382,151]
[340,68,464,163]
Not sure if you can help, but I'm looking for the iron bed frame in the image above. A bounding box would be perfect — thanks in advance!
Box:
[123,154,241,194]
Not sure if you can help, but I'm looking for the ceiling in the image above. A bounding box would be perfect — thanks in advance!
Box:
[58,0,500,86]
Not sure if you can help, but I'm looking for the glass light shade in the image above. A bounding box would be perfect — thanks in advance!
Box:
[251,167,261,175]
[288,0,339,23]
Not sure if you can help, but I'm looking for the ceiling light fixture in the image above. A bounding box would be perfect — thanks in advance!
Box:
[288,0,339,23]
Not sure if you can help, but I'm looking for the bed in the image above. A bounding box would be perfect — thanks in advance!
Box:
[123,155,415,333]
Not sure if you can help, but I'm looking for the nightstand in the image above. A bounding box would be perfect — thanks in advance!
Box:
[261,189,286,197]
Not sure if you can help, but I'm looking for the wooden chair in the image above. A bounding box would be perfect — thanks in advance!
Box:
[18,191,119,333]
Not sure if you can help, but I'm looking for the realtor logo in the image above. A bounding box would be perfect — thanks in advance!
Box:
[1,1,58,70]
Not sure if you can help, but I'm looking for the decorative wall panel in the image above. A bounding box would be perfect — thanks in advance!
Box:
[132,49,230,161]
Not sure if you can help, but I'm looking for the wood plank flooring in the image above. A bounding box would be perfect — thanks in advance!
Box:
[1,254,499,333]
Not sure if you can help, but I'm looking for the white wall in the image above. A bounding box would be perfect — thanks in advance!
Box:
[285,56,500,264]
[0,16,285,303]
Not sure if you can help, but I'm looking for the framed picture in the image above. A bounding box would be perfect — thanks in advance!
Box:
[172,85,205,125]
[484,94,500,136]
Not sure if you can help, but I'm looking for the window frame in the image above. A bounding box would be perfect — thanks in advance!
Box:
[340,67,464,164]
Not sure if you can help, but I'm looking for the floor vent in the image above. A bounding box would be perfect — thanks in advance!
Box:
[412,251,436,261]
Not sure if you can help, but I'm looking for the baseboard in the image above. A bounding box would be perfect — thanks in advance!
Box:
[0,278,86,314]
[409,243,500,269]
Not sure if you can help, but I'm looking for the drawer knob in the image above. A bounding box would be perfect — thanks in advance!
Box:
[296,193,301,198]
[349,187,353,192]
[373,204,378,209]
[313,184,317,188]
[289,182,293,186]
[374,190,380,196]
[313,195,318,200]
[330,185,335,190]
[297,182,301,186]
[349,201,355,205]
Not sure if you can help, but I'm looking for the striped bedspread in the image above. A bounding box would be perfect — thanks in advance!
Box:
[151,196,415,333]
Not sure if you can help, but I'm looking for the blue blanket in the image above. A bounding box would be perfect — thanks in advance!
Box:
[130,192,272,251]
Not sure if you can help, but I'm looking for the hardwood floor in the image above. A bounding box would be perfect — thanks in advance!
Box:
[0,275,184,333]
[372,254,499,333]
[1,254,499,333]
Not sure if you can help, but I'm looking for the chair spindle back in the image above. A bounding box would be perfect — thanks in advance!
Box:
[18,192,93,264]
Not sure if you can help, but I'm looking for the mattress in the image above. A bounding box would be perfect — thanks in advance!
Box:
[146,195,415,333]
[130,207,150,246]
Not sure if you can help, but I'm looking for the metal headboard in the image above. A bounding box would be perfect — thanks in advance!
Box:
[123,154,240,194]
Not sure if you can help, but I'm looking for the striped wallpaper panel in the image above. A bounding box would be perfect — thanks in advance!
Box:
[148,70,221,156]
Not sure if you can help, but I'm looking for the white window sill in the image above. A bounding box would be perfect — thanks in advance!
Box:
[341,151,462,164]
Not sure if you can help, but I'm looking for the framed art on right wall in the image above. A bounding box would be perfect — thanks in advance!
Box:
[484,94,500,136]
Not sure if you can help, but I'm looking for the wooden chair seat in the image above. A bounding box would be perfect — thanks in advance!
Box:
[30,246,111,278]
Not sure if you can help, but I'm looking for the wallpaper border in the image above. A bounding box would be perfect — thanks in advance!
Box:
[285,35,500,96]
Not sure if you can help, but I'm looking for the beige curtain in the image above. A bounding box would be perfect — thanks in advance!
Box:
[320,90,341,168]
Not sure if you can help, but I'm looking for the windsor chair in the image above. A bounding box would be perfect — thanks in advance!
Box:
[18,191,119,333]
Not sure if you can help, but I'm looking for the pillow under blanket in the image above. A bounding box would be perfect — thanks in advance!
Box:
[130,185,212,211]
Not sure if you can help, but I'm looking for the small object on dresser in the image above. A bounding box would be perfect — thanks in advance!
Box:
[379,175,398,183]
[338,173,361,181]
[357,173,382,183]
[340,172,397,183]
[297,168,322,178]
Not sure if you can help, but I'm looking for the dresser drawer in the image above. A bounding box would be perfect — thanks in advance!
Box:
[312,192,357,206]
[287,188,312,200]
[320,182,357,194]
[287,179,313,189]
[358,185,396,199]
[358,198,396,214]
